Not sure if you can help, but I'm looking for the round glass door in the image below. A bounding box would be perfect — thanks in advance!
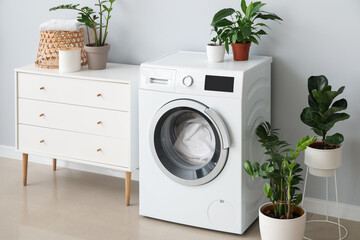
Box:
[149,99,230,186]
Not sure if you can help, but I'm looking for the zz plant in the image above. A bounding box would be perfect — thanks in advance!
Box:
[211,0,282,52]
[300,75,350,148]
[244,122,316,219]
[50,0,115,47]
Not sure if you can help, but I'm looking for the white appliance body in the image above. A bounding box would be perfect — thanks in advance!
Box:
[139,51,272,234]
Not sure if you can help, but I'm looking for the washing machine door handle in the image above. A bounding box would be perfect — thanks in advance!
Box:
[205,108,230,149]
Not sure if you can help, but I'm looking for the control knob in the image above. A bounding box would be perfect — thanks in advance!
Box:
[182,75,193,87]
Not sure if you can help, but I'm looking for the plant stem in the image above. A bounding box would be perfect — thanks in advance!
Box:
[98,0,103,46]
[86,26,90,44]
[102,1,113,45]
[92,15,99,46]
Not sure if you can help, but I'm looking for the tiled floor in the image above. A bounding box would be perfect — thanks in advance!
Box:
[0,157,359,240]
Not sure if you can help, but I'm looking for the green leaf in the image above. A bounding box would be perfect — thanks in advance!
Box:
[241,0,247,14]
[211,8,235,26]
[256,29,267,35]
[245,2,254,19]
[244,160,254,176]
[231,32,238,43]
[261,163,268,171]
[327,112,350,125]
[225,40,230,53]
[263,183,273,201]
[311,127,323,136]
[323,99,348,120]
[300,107,321,128]
[253,162,260,172]
[325,133,344,146]
[256,13,282,21]
[266,166,275,173]
[249,36,259,44]
[250,2,266,17]
[318,88,344,113]
[308,75,328,93]
[241,22,252,39]
[294,194,303,206]
[213,19,233,27]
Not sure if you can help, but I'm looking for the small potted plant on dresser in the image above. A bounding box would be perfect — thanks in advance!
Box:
[244,122,316,240]
[211,0,282,61]
[300,75,350,177]
[50,0,116,70]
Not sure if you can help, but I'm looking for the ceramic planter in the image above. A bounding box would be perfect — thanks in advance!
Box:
[304,143,342,177]
[206,44,225,63]
[259,203,306,240]
[231,43,251,61]
[84,44,110,70]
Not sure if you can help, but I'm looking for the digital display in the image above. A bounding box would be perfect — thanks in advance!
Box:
[204,75,234,92]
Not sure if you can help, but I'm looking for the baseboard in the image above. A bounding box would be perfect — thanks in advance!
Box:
[303,197,360,222]
[0,145,139,181]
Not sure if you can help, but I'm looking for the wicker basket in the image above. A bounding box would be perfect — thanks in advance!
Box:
[35,29,87,69]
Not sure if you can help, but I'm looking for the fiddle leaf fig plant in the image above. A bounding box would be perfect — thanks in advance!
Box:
[211,0,282,53]
[49,0,115,47]
[300,75,350,148]
[244,122,316,219]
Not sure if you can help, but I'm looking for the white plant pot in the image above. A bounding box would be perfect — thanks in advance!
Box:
[206,44,225,63]
[259,203,306,240]
[304,144,342,177]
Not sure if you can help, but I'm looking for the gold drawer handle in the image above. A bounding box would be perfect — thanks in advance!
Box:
[40,87,45,90]
[97,148,102,152]
[97,93,102,97]
[97,121,102,125]
[39,113,45,117]
[40,139,45,143]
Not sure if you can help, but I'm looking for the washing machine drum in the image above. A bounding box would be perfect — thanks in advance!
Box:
[150,99,230,186]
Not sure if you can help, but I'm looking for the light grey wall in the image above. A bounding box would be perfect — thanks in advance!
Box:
[1,0,359,206]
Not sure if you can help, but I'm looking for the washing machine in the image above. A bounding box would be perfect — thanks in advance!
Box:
[139,51,271,234]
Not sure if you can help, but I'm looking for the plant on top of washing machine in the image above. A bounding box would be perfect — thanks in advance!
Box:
[211,0,282,61]
[244,122,316,240]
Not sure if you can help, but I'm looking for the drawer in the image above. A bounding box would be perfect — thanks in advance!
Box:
[17,73,130,111]
[18,99,130,139]
[18,125,130,167]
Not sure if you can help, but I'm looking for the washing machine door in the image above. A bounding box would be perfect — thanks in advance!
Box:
[149,99,230,186]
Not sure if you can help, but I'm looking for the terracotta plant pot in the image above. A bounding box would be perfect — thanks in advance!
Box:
[84,44,110,70]
[304,143,342,177]
[231,43,251,61]
[206,44,225,63]
[259,203,306,240]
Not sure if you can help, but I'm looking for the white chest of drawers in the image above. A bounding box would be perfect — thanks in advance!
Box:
[15,63,139,205]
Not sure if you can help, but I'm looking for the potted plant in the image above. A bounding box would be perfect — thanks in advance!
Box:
[300,75,350,177]
[50,0,115,70]
[211,0,282,61]
[244,122,316,240]
[206,25,226,63]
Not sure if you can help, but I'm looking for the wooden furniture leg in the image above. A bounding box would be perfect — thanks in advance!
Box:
[53,158,57,171]
[125,171,131,206]
[23,153,28,186]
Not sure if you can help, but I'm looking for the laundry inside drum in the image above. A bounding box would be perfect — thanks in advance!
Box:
[160,109,216,170]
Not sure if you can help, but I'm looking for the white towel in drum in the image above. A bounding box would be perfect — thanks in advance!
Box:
[39,19,79,31]
[174,117,215,165]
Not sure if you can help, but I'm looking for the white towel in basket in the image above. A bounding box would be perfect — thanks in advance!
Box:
[39,19,79,31]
